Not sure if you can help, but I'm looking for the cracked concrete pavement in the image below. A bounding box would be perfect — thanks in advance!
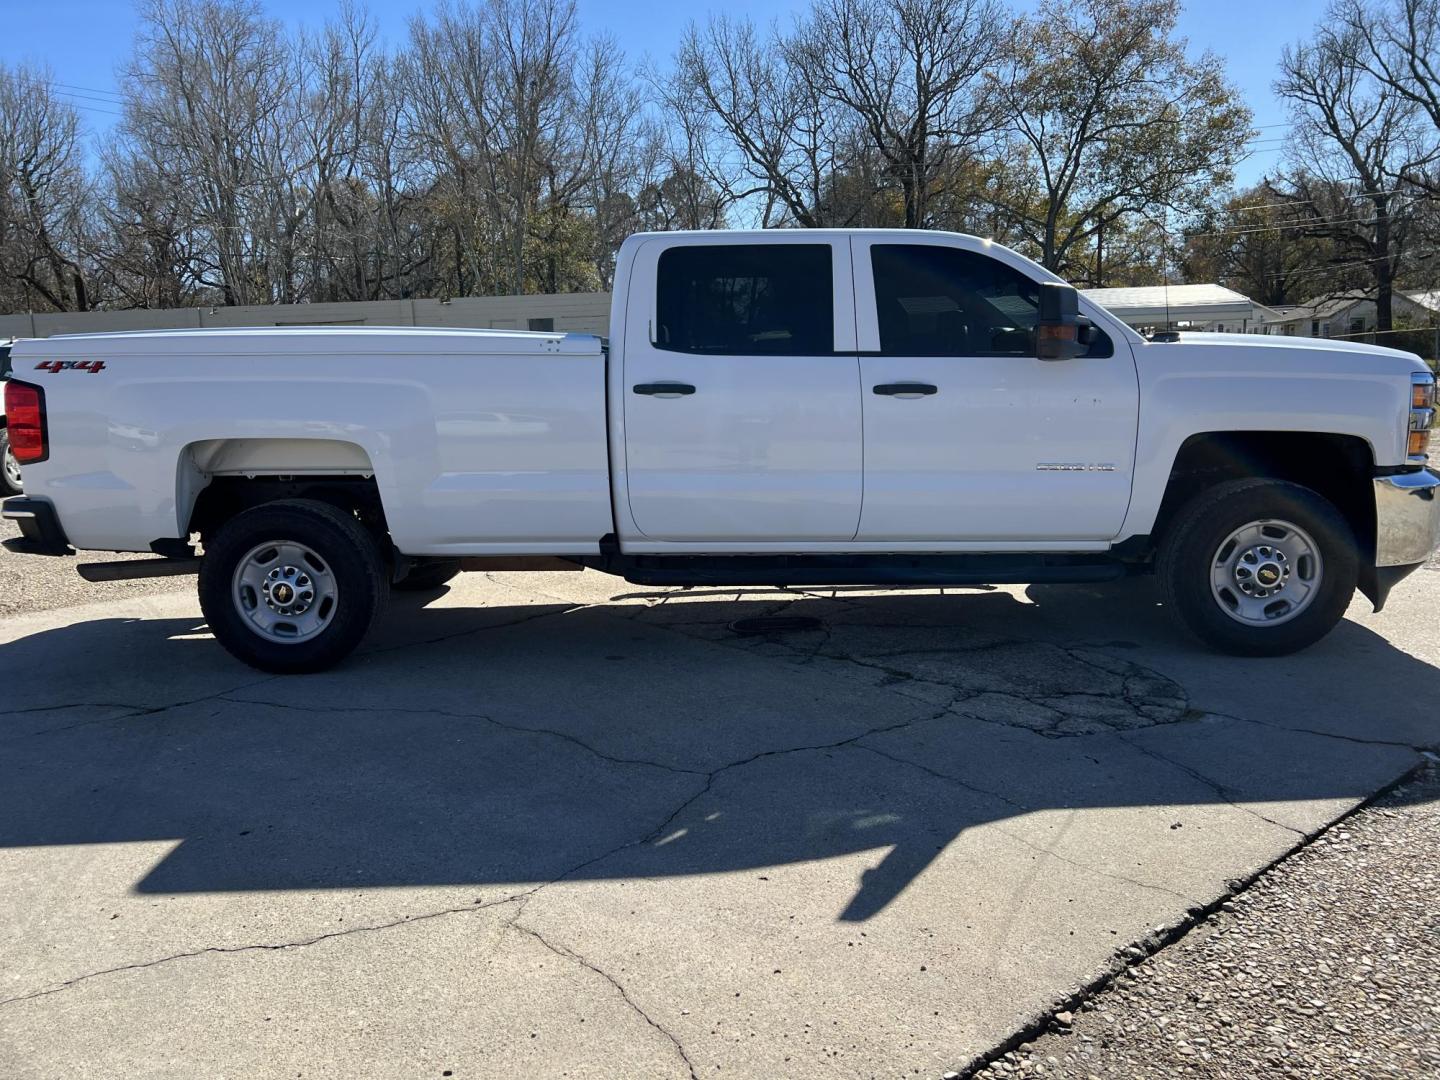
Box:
[1,562,1437,1078]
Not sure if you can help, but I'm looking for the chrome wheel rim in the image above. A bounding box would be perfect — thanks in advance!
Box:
[1209,519,1323,627]
[2,438,21,490]
[231,541,339,643]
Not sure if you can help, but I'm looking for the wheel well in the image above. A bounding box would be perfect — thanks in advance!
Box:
[188,475,388,544]
[1155,432,1376,558]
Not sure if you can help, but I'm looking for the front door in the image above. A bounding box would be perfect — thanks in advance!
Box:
[853,237,1139,543]
[622,238,863,542]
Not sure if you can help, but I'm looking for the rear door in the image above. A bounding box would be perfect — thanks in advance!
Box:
[854,237,1139,543]
[621,237,862,542]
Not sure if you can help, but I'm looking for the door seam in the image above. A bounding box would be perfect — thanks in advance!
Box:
[849,235,865,543]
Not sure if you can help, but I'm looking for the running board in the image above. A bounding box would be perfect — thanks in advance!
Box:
[77,558,203,582]
[614,553,1128,588]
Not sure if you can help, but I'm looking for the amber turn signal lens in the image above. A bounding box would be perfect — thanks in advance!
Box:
[1415,380,1437,409]
[1409,429,1432,457]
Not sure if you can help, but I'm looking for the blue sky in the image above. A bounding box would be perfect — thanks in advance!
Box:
[4,0,1323,189]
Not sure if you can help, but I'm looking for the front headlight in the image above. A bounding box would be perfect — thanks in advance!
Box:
[1411,371,1436,460]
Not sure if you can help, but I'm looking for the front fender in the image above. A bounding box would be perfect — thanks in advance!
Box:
[1120,343,1410,541]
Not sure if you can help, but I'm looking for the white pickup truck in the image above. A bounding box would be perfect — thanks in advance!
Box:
[3,230,1437,672]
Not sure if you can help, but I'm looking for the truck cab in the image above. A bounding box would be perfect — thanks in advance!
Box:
[613,231,1136,549]
[4,229,1437,672]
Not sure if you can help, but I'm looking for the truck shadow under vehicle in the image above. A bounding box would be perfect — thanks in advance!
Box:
[1,586,1435,921]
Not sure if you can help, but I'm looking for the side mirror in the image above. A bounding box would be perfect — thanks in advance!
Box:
[1036,283,1089,362]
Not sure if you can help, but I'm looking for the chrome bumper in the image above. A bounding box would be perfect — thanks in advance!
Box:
[1375,469,1440,567]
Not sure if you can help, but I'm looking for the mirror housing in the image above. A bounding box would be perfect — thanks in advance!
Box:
[1036,283,1089,361]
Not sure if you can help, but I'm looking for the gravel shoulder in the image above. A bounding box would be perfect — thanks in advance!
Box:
[0,520,189,616]
[971,763,1440,1080]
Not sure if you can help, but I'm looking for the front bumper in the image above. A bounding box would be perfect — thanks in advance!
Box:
[1361,468,1439,611]
[2,496,73,556]
[1375,469,1440,567]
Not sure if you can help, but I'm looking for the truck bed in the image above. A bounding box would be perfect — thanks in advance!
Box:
[10,327,613,555]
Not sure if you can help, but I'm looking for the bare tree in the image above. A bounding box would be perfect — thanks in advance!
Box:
[298,1,374,301]
[0,63,94,312]
[790,0,1003,228]
[1277,22,1432,329]
[119,0,303,305]
[1329,0,1440,194]
[298,2,431,301]
[636,164,728,232]
[667,17,853,228]
[573,37,657,288]
[94,143,199,309]
[488,0,582,294]
[986,0,1251,282]
[18,0,1429,318]
[402,0,605,296]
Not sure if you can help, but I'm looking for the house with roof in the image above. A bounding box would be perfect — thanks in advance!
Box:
[1081,284,1275,335]
[1257,291,1440,341]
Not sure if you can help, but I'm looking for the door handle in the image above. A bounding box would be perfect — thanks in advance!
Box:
[872,382,938,397]
[633,382,696,398]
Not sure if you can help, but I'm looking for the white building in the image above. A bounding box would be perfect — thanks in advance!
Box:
[1080,284,1271,335]
[1257,291,1440,340]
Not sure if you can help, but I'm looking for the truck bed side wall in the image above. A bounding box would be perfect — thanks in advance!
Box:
[13,337,612,555]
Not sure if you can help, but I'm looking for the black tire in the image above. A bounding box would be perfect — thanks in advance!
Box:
[0,427,22,496]
[1157,478,1359,657]
[393,560,462,592]
[199,499,387,674]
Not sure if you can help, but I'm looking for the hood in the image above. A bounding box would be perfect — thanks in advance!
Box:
[1148,331,1430,377]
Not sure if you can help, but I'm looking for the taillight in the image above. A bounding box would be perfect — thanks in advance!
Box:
[4,380,47,465]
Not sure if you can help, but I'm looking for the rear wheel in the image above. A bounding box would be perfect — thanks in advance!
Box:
[199,499,387,673]
[1,427,22,495]
[1158,479,1358,657]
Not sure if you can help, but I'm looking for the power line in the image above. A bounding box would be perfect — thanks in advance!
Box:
[47,80,124,102]
[53,97,125,118]
[1187,214,1380,239]
[1329,325,1440,339]
[1225,187,1408,214]
[1263,247,1440,281]
[50,87,125,107]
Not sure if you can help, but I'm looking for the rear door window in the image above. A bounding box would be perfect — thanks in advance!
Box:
[655,244,834,356]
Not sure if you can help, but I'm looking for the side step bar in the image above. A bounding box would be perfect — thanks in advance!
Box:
[79,554,586,583]
[612,553,1130,588]
[77,558,203,582]
[75,551,1135,588]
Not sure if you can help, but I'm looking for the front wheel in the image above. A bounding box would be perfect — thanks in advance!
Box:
[1158,479,1359,657]
[199,499,387,673]
[1,427,22,495]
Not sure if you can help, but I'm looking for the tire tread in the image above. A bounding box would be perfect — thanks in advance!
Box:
[198,498,386,673]
[1157,478,1358,657]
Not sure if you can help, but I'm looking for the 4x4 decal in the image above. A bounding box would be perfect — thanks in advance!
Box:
[34,360,106,373]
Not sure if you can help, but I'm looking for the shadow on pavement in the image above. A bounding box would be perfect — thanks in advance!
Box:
[1,582,1436,920]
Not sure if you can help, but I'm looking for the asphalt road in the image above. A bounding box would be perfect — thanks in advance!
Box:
[1,550,1437,1078]
[0,520,184,616]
